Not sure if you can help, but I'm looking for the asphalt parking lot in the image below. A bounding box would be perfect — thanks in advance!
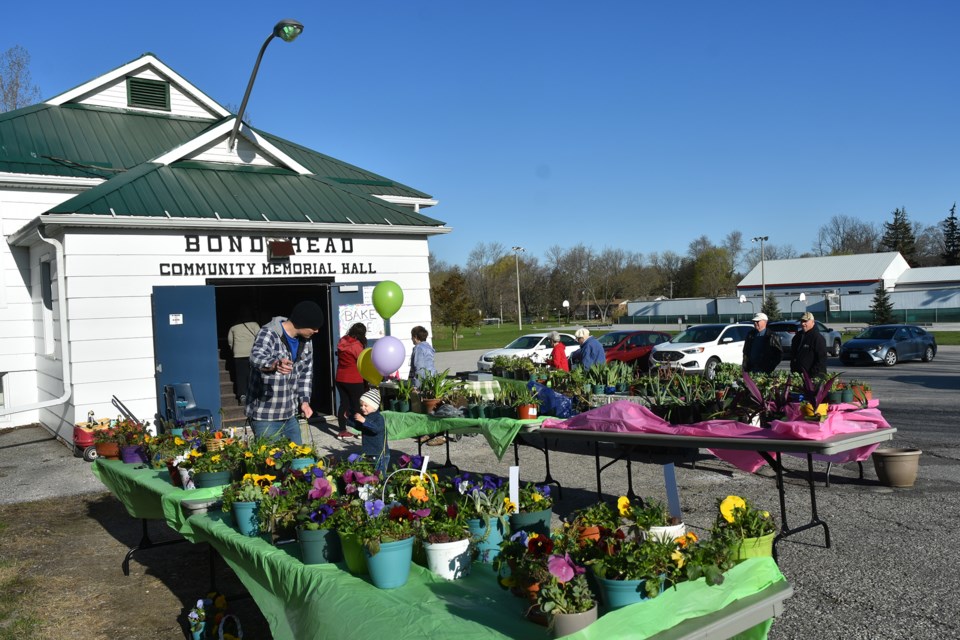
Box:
[1,346,958,638]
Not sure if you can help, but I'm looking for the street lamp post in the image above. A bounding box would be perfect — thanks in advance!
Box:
[512,246,525,330]
[752,235,769,306]
[562,299,570,325]
[739,294,755,318]
[791,292,807,318]
[228,19,305,151]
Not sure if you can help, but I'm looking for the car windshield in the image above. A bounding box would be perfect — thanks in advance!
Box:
[857,327,896,340]
[598,333,628,347]
[505,336,544,349]
[673,326,722,344]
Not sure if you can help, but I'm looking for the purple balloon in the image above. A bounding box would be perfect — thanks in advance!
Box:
[371,336,406,376]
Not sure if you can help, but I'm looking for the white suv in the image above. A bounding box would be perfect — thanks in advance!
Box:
[649,323,753,379]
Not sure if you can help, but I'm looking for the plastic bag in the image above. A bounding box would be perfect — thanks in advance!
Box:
[528,381,574,419]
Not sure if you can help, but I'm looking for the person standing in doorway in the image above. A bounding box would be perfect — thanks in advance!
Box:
[246,301,323,444]
[227,309,260,404]
[791,312,828,379]
[742,312,782,374]
[335,322,367,440]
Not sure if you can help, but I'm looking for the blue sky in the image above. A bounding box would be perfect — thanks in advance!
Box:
[4,2,959,266]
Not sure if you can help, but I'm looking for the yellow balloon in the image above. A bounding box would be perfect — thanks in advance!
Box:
[357,348,383,386]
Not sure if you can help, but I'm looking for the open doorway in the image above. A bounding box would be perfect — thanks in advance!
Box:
[210,278,335,416]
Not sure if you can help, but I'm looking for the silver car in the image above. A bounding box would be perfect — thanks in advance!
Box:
[767,320,843,357]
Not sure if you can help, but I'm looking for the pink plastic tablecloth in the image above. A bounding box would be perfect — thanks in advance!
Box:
[541,400,889,473]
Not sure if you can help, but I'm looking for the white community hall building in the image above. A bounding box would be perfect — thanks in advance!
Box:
[0,54,448,438]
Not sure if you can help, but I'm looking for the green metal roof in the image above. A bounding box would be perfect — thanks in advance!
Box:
[47,160,444,226]
[0,103,214,178]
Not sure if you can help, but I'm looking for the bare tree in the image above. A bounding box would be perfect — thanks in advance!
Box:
[913,222,943,267]
[723,231,745,274]
[812,215,879,256]
[0,45,41,112]
[465,242,507,317]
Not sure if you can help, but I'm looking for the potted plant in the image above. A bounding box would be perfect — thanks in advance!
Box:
[221,473,275,537]
[181,443,238,488]
[491,355,512,378]
[113,418,149,463]
[93,425,121,460]
[494,530,553,606]
[417,369,459,414]
[509,481,554,536]
[713,495,777,562]
[416,474,472,580]
[586,364,606,395]
[454,472,512,563]
[618,495,685,543]
[329,454,382,575]
[537,553,598,638]
[565,502,618,544]
[589,536,674,608]
[849,379,872,404]
[394,378,414,412]
[295,467,342,564]
[513,385,541,420]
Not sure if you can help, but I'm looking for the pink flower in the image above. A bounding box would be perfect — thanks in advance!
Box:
[547,554,583,583]
[307,477,332,500]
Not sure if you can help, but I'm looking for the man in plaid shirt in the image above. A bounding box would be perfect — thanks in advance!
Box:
[245,301,324,444]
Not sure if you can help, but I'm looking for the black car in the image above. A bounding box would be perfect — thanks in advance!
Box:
[767,320,843,358]
[839,324,937,367]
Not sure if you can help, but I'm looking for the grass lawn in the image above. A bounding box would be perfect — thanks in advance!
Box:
[430,324,960,352]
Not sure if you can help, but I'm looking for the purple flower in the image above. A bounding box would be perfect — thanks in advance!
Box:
[267,485,283,497]
[343,469,355,484]
[411,454,424,470]
[481,475,498,491]
[356,472,378,485]
[310,504,335,524]
[347,453,360,463]
[364,499,385,517]
[509,530,529,546]
[540,485,551,498]
[307,477,332,500]
[307,467,325,479]
[412,508,431,520]
[548,554,579,583]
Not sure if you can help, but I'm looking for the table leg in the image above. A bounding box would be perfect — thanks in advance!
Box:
[512,434,563,497]
[441,431,459,473]
[122,519,186,576]
[760,451,830,558]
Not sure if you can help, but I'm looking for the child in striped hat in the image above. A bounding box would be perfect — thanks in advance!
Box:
[354,389,388,475]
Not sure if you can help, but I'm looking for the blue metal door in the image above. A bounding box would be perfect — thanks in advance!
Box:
[152,286,222,427]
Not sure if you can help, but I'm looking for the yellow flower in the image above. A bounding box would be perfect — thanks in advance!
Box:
[143,435,152,443]
[299,446,312,455]
[686,532,699,544]
[531,492,543,503]
[244,451,253,458]
[288,442,298,450]
[242,473,253,481]
[214,594,227,610]
[719,495,746,523]
[210,455,221,463]
[617,496,631,517]
[762,511,770,519]
[188,450,201,459]
[268,448,280,456]
[174,437,185,446]
[504,497,517,513]
[258,445,266,453]
[671,549,685,568]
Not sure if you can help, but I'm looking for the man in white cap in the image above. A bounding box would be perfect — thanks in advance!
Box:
[742,312,782,374]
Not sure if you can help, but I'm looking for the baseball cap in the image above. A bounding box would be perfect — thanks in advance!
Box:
[751,312,768,322]
[800,312,815,322]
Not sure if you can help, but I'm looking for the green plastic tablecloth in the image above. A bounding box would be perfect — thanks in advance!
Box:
[91,458,223,541]
[383,411,545,460]
[189,511,786,640]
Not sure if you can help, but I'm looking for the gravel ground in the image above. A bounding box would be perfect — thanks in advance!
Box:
[1,346,958,638]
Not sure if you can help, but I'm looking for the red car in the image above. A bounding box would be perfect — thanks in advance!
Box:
[598,330,673,369]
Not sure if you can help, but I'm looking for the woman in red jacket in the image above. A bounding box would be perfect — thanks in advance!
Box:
[335,323,367,439]
[548,331,569,371]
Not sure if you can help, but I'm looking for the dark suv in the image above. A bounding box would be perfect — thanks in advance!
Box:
[767,320,843,357]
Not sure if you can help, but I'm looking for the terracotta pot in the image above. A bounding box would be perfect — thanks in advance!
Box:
[421,399,442,415]
[577,525,601,542]
[517,404,539,420]
[94,441,120,460]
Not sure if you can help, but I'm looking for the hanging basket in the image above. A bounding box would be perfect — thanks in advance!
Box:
[217,614,243,639]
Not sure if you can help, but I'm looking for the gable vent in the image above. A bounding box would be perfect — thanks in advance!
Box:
[127,77,170,111]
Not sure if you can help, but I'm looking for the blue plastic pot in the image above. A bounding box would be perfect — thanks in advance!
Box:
[364,537,415,589]
[596,574,663,610]
[467,516,507,563]
[297,527,342,564]
[231,501,260,537]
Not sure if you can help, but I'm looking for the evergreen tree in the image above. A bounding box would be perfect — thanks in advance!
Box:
[869,286,896,325]
[941,203,960,266]
[879,207,918,266]
[760,292,782,321]
[430,267,479,350]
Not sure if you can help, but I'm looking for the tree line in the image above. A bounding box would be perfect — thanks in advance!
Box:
[430,206,960,334]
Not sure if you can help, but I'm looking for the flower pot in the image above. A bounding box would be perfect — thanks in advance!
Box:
[644,522,686,544]
[193,470,232,488]
[872,448,922,488]
[509,507,552,537]
[395,400,410,413]
[388,399,399,411]
[577,525,601,543]
[297,527,342,564]
[731,531,776,563]
[338,532,368,575]
[120,444,146,464]
[827,390,843,404]
[841,388,855,403]
[190,622,205,640]
[422,398,442,415]
[517,404,539,420]
[289,457,315,471]
[591,384,604,395]
[604,385,616,394]
[423,537,472,580]
[94,441,120,460]
[552,603,598,638]
[595,574,662,610]
[467,516,508,563]
[364,536,415,589]
[615,383,628,394]
[852,386,872,403]
[165,460,182,487]
[231,501,260,537]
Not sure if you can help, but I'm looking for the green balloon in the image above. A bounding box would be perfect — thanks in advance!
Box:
[372,281,404,319]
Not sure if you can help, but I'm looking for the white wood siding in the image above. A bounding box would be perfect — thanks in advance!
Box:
[76,67,218,119]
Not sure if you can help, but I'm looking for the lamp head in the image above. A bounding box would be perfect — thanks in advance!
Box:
[274,19,304,42]
[739,295,747,303]
[798,293,806,301]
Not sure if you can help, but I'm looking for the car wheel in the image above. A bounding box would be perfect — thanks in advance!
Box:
[922,346,935,362]
[832,339,841,357]
[883,349,898,367]
[703,358,720,380]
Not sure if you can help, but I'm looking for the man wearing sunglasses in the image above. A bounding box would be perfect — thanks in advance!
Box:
[742,312,782,374]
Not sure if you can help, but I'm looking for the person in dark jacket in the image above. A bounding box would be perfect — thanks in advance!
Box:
[354,388,388,476]
[742,312,782,374]
[791,312,828,378]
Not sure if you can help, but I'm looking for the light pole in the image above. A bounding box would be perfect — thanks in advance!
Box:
[562,299,570,325]
[752,235,769,305]
[791,292,807,318]
[512,246,525,330]
[228,19,305,151]
[739,294,755,318]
